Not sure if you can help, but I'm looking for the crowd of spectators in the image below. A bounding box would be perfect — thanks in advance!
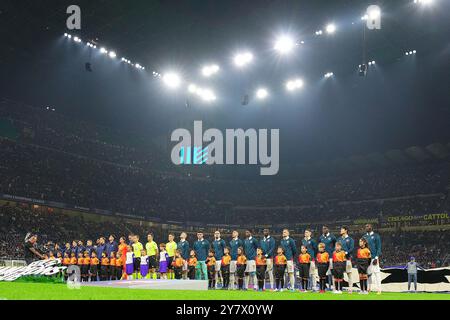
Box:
[1,136,448,224]
[1,98,449,267]
[380,231,450,268]
[1,203,448,267]
[0,98,166,170]
[0,204,164,260]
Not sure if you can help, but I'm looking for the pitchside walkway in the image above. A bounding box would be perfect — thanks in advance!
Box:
[81,279,208,291]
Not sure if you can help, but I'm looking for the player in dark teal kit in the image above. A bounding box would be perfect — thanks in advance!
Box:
[338,226,355,293]
[319,225,337,290]
[212,230,226,288]
[193,232,210,280]
[363,224,382,294]
[260,228,276,290]
[229,230,244,290]
[178,232,190,279]
[280,229,297,291]
[243,230,259,290]
[302,229,317,290]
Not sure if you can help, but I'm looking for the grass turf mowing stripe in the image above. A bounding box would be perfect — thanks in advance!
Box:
[0,283,449,300]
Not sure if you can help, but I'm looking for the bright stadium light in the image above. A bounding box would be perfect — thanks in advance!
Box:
[202,64,220,77]
[109,51,117,58]
[188,84,198,93]
[326,24,336,34]
[274,35,295,55]
[233,52,253,67]
[414,0,433,5]
[199,89,216,102]
[286,78,304,91]
[100,47,108,54]
[368,7,381,20]
[187,84,216,101]
[256,88,269,99]
[163,72,181,89]
[324,72,334,78]
[315,30,323,36]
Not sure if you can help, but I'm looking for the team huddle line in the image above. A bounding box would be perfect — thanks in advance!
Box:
[52,225,382,293]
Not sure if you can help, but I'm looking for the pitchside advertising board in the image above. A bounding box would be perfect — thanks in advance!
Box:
[386,213,450,222]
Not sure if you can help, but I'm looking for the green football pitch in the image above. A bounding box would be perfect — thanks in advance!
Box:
[0,282,449,300]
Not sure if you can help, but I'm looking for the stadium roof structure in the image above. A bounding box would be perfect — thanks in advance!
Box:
[1,0,448,78]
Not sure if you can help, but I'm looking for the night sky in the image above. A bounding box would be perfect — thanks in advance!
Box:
[1,0,449,165]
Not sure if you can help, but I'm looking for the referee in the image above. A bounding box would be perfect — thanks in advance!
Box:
[24,233,44,265]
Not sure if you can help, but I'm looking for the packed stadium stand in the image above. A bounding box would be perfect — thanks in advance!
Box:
[1,98,449,267]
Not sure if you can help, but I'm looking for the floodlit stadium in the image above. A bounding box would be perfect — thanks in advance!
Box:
[0,0,450,306]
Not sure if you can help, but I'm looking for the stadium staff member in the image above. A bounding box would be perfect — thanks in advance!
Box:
[260,228,276,290]
[363,224,382,295]
[280,229,297,291]
[406,256,418,292]
[338,226,355,293]
[24,233,45,265]
[193,232,210,280]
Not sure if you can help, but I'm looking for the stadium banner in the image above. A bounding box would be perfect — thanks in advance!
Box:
[341,267,450,292]
[74,205,90,211]
[0,259,66,282]
[385,213,450,222]
[1,194,46,204]
[353,218,379,225]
